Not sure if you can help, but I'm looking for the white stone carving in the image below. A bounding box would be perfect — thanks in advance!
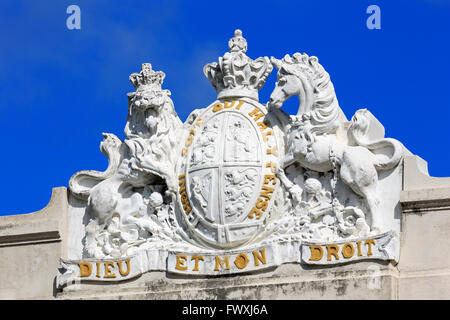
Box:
[269,53,404,234]
[177,98,282,249]
[57,231,398,287]
[223,168,258,218]
[190,119,220,167]
[204,29,273,102]
[69,63,186,259]
[59,30,404,287]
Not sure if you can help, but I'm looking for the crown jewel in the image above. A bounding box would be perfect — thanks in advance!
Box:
[129,63,165,92]
[204,29,272,101]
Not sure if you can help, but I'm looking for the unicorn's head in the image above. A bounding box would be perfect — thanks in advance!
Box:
[269,53,315,110]
[269,53,343,134]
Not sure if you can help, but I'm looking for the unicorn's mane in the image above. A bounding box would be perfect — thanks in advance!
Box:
[277,53,344,135]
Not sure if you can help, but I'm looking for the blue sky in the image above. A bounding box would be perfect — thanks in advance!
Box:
[0,0,449,215]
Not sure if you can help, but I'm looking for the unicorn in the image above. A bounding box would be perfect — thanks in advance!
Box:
[268,53,403,232]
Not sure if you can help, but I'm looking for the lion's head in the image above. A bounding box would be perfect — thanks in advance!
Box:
[124,87,182,187]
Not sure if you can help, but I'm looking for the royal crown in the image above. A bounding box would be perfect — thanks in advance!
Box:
[203,30,273,101]
[129,63,165,92]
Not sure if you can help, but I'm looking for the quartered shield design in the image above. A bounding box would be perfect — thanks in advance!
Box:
[177,99,282,249]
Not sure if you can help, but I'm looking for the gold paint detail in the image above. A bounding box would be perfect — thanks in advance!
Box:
[262,129,273,141]
[326,244,340,261]
[309,246,324,261]
[104,262,117,278]
[78,262,92,277]
[212,102,223,112]
[260,185,274,199]
[234,253,250,269]
[195,117,203,127]
[191,255,205,271]
[252,249,267,266]
[356,241,363,256]
[179,174,192,215]
[342,243,355,259]
[248,206,263,219]
[248,174,276,220]
[266,162,276,173]
[118,259,131,276]
[175,255,188,271]
[214,256,230,271]
[365,239,376,256]
[96,262,101,278]
[224,100,236,109]
[248,108,265,121]
[266,146,278,157]
[263,174,276,185]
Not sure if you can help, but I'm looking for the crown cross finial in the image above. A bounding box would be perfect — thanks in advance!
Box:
[228,29,247,53]
[203,29,272,101]
[129,63,165,92]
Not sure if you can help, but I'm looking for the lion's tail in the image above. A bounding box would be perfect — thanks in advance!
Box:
[69,133,124,200]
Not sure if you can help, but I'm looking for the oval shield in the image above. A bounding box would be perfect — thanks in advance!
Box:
[177,99,282,249]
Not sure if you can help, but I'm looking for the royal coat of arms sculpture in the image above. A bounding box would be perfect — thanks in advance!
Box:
[57,30,404,286]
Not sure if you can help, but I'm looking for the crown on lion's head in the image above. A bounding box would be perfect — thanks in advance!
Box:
[203,30,272,101]
[129,63,165,92]
[127,63,172,110]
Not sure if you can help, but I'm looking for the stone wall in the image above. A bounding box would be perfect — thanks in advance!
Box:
[0,188,67,299]
[1,155,450,299]
[397,155,450,299]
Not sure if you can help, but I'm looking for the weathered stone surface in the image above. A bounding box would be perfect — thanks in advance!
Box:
[396,155,450,299]
[1,30,450,300]
[0,188,67,299]
[1,158,450,299]
[60,31,404,285]
[56,261,398,300]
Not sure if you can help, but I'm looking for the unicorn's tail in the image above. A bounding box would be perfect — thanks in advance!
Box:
[348,109,403,171]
